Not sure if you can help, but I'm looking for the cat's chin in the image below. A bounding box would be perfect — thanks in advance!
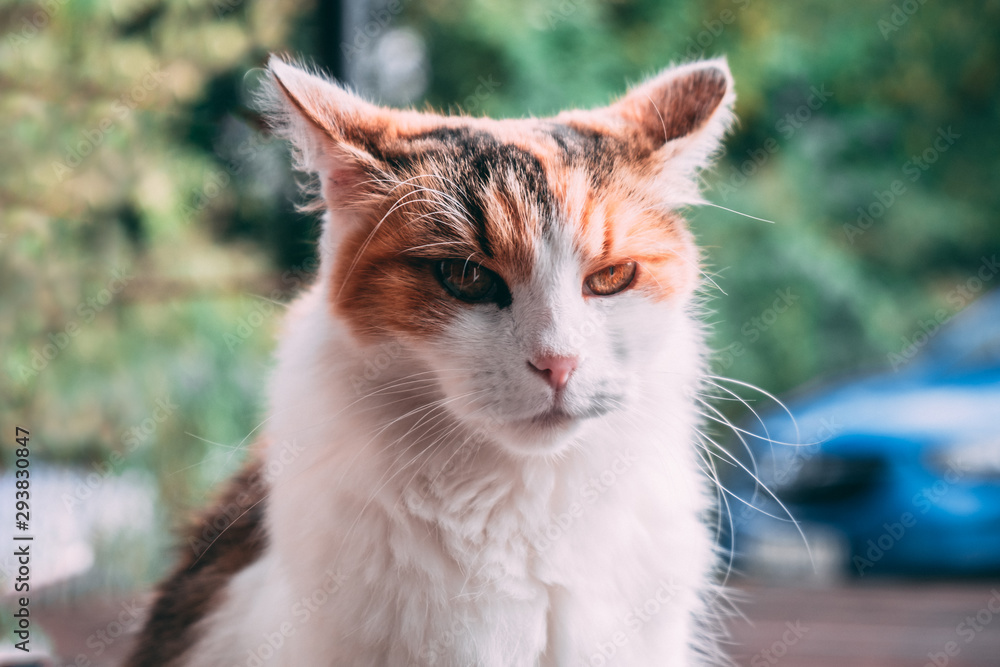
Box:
[486,409,589,457]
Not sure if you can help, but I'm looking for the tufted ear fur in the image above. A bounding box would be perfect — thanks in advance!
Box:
[262,56,395,211]
[557,58,735,203]
[612,59,734,160]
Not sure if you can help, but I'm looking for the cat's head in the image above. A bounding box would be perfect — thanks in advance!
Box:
[264,57,734,456]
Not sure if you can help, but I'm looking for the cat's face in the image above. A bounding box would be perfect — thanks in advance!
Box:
[267,58,734,455]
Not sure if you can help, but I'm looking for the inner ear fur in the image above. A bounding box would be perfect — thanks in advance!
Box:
[556,58,736,172]
[613,59,734,151]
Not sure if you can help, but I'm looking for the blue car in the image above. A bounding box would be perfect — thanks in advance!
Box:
[728,290,1000,578]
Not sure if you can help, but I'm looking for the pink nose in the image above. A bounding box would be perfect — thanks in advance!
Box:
[529,355,579,391]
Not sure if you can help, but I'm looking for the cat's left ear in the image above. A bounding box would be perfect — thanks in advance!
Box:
[262,56,394,210]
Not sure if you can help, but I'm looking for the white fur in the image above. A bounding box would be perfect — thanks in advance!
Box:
[178,58,737,667]
[182,208,723,666]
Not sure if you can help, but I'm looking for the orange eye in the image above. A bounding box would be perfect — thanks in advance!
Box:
[584,261,637,296]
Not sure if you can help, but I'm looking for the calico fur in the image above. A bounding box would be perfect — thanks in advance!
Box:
[128,55,736,666]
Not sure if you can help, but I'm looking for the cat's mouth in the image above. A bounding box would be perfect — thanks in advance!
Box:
[523,402,615,429]
[489,399,622,454]
[527,408,577,429]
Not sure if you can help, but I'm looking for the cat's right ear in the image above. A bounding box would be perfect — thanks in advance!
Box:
[557,59,735,205]
[263,56,391,209]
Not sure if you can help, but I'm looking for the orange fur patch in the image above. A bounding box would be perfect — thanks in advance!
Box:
[267,59,730,340]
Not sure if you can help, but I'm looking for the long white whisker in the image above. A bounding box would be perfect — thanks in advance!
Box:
[699,201,778,224]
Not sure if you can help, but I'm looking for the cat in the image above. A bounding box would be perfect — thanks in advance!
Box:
[127,53,736,666]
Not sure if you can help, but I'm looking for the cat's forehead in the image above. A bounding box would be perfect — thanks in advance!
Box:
[364,119,685,282]
[398,123,559,235]
[380,117,648,191]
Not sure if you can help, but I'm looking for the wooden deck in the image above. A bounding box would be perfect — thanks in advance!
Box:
[25,579,1000,666]
[728,580,1000,667]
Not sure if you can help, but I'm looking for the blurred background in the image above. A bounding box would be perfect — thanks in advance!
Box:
[2,0,999,664]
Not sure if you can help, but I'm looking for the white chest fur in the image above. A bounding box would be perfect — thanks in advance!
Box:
[186,288,718,667]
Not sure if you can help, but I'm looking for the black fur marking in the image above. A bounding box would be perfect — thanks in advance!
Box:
[401,126,556,251]
[125,461,268,667]
[541,122,631,188]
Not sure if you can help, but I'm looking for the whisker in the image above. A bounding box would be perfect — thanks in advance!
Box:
[698,201,777,224]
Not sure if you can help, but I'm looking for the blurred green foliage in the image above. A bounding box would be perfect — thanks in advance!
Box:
[1,0,317,518]
[2,0,998,588]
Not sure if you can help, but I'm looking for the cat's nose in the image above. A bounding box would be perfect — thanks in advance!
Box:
[528,355,579,391]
